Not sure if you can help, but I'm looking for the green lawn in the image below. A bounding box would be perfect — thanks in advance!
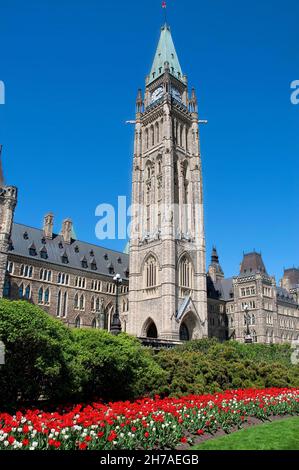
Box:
[192,417,299,450]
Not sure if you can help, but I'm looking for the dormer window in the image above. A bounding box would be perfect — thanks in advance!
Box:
[23,232,29,240]
[29,243,37,257]
[40,247,48,260]
[104,253,108,260]
[107,262,114,275]
[59,242,64,249]
[90,257,97,271]
[90,250,94,257]
[41,237,46,245]
[74,245,80,253]
[61,251,69,264]
[117,257,122,264]
[81,257,88,269]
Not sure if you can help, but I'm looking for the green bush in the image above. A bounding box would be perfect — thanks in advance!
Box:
[71,329,166,401]
[0,299,76,406]
[0,299,298,408]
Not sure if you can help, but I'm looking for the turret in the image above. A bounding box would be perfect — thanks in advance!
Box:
[208,246,224,282]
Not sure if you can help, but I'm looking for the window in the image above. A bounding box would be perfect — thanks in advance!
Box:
[91,296,95,311]
[179,256,193,296]
[61,252,69,264]
[75,316,81,328]
[40,247,48,259]
[21,264,33,278]
[92,319,97,329]
[29,244,37,257]
[145,256,158,289]
[74,293,79,309]
[58,273,69,285]
[45,288,50,305]
[3,279,11,298]
[7,261,14,274]
[81,257,88,269]
[57,291,61,316]
[38,287,43,304]
[24,285,31,300]
[19,283,24,299]
[79,294,85,311]
[62,292,67,317]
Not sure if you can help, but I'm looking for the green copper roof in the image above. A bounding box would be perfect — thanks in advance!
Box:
[148,24,183,84]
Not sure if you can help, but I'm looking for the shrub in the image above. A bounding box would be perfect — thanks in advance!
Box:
[0,299,75,407]
[71,329,166,401]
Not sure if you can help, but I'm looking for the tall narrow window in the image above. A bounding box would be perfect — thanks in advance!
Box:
[3,279,11,298]
[25,285,31,300]
[45,288,50,305]
[38,287,43,304]
[57,290,61,316]
[145,256,157,288]
[62,292,67,317]
[179,256,193,296]
[19,283,24,298]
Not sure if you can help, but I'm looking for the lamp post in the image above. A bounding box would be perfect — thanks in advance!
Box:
[110,273,122,335]
[244,304,253,344]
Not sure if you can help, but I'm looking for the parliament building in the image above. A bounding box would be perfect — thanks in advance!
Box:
[0,24,298,345]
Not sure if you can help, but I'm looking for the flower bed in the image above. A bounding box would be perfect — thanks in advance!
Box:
[0,388,298,450]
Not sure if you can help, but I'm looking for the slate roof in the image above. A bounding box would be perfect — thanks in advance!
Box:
[282,268,299,289]
[9,223,129,280]
[239,252,267,276]
[215,278,234,301]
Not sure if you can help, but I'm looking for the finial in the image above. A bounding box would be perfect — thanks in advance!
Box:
[162,1,167,24]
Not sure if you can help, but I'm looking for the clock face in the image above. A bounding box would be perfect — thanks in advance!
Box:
[171,87,182,102]
[151,86,163,103]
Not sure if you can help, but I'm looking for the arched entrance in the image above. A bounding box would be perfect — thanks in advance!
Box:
[179,322,190,341]
[147,322,158,339]
[179,311,202,341]
[142,318,158,339]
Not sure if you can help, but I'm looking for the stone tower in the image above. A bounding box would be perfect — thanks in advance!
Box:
[0,145,18,297]
[127,24,207,342]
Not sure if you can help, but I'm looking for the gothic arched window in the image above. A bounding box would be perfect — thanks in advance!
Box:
[79,294,85,310]
[75,316,81,328]
[45,288,50,305]
[38,287,43,304]
[74,293,79,309]
[19,283,24,299]
[145,256,158,289]
[24,285,31,300]
[179,256,193,296]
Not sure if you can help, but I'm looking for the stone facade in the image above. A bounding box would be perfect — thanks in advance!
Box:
[0,25,298,345]
[128,25,207,342]
[207,250,299,344]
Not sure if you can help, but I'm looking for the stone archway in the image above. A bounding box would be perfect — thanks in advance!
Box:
[142,318,158,339]
[179,311,202,341]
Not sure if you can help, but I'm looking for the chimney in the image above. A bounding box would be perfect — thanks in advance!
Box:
[43,213,54,239]
[60,218,73,244]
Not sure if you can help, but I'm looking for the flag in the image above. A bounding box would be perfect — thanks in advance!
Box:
[162,1,167,8]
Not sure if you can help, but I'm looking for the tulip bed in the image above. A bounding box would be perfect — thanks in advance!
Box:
[0,388,298,450]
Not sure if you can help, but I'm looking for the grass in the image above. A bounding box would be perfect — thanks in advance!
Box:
[192,417,299,450]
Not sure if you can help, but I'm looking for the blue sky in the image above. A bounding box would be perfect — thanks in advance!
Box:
[0,0,298,281]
